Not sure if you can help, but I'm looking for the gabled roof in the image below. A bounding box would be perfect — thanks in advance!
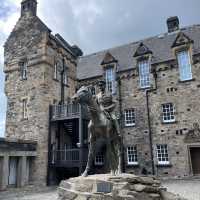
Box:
[101,52,118,65]
[77,25,200,80]
[133,42,152,57]
[171,32,193,48]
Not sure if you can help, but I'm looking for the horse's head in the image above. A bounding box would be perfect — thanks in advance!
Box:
[72,86,93,105]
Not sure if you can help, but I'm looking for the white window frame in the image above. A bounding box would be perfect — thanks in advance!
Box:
[105,66,115,93]
[22,98,28,119]
[156,144,170,165]
[20,61,27,80]
[95,152,104,166]
[124,109,135,127]
[162,103,175,123]
[54,62,58,80]
[177,50,192,81]
[138,59,150,88]
[127,146,138,165]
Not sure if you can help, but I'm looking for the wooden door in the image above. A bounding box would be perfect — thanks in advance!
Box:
[8,157,18,186]
[190,147,200,175]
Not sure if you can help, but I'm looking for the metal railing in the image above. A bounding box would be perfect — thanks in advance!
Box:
[51,149,80,164]
[51,103,81,120]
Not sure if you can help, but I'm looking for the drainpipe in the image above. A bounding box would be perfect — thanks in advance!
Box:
[60,57,65,105]
[145,69,157,175]
[117,77,125,172]
[47,105,52,186]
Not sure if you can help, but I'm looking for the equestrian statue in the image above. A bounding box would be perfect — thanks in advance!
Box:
[72,80,122,177]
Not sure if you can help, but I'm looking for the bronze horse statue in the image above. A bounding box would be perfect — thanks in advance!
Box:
[72,86,122,177]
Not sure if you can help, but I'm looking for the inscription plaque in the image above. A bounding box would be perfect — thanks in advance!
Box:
[97,182,112,193]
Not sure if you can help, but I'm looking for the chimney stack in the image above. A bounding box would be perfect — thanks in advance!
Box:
[21,0,37,17]
[167,16,180,33]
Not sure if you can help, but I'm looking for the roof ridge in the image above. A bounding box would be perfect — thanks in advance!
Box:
[80,24,200,59]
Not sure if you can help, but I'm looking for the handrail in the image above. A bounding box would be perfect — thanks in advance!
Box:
[51,103,81,120]
[51,148,88,165]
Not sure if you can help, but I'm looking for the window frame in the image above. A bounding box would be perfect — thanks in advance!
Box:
[54,62,58,80]
[22,98,28,119]
[124,109,136,127]
[94,152,104,166]
[162,103,175,123]
[105,65,115,94]
[91,87,96,95]
[20,61,28,80]
[63,69,68,85]
[138,59,151,88]
[127,146,138,165]
[177,50,192,81]
[156,144,170,165]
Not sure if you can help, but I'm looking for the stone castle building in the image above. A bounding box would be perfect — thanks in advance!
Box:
[1,0,200,188]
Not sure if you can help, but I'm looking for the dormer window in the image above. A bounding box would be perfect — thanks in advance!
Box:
[177,50,192,81]
[101,52,117,94]
[134,43,152,89]
[171,32,193,82]
[20,61,27,80]
[138,59,150,88]
[105,66,115,93]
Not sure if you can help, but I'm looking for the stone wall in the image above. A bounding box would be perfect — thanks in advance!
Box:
[4,12,77,185]
[79,54,200,178]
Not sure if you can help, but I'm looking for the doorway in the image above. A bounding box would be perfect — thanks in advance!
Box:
[8,157,18,186]
[190,147,200,175]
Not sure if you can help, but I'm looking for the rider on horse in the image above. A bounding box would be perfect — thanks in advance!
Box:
[96,80,120,136]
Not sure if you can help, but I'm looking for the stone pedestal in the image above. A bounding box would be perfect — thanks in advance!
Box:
[58,174,186,200]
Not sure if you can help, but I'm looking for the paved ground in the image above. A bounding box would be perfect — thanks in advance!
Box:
[162,179,200,200]
[0,186,58,200]
[0,179,200,200]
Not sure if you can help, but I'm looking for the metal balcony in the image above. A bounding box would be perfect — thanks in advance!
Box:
[50,149,88,168]
[50,103,89,121]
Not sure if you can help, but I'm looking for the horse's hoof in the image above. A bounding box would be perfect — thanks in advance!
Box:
[81,172,88,177]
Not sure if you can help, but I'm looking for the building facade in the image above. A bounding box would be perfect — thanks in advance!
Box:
[0,138,36,190]
[3,0,200,186]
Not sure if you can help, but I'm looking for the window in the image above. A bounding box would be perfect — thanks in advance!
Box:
[127,146,138,165]
[105,67,115,93]
[177,50,192,81]
[156,144,169,165]
[162,103,175,123]
[63,70,67,85]
[91,87,96,95]
[20,62,27,80]
[124,109,135,126]
[138,59,150,88]
[54,62,58,80]
[95,152,104,166]
[22,98,28,119]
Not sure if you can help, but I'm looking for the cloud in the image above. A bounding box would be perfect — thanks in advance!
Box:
[0,120,5,137]
[35,0,200,55]
[0,0,19,137]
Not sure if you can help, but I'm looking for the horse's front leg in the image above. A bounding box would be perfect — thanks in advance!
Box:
[82,126,95,177]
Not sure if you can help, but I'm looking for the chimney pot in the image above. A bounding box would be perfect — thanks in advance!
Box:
[167,16,180,33]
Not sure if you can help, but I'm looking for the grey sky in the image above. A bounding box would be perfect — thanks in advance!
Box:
[0,0,200,137]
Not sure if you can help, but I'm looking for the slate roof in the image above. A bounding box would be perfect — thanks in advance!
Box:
[77,24,200,80]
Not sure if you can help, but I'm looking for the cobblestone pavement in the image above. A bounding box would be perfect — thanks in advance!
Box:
[162,179,200,200]
[0,186,58,200]
[0,179,200,200]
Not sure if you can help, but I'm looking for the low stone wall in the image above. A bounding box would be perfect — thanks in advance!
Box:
[58,174,187,200]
